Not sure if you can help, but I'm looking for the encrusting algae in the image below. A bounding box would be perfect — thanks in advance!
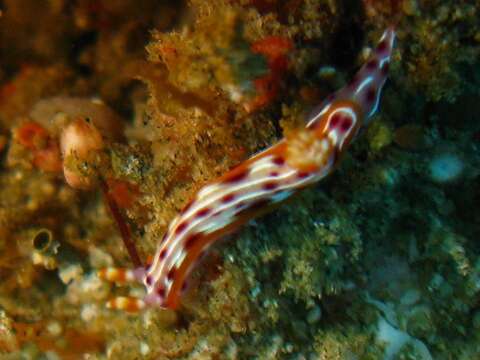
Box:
[1,0,480,359]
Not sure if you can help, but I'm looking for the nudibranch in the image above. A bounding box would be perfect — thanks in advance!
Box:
[99,27,396,312]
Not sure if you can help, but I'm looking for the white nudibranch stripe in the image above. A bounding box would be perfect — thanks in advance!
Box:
[355,76,374,96]
[99,27,396,311]
[306,102,332,128]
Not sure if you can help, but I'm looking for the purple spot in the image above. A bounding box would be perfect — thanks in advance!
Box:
[196,207,211,218]
[249,199,270,211]
[381,62,390,75]
[159,249,168,260]
[235,201,246,210]
[181,281,188,293]
[273,156,285,166]
[269,171,279,177]
[145,276,153,286]
[224,169,249,183]
[298,172,310,179]
[366,59,378,70]
[167,267,176,281]
[157,287,166,298]
[221,193,236,203]
[366,88,376,103]
[330,114,341,128]
[185,233,201,249]
[175,222,188,235]
[377,41,387,53]
[340,117,353,132]
[262,182,278,191]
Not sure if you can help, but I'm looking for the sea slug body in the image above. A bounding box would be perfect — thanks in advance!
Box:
[100,27,396,311]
